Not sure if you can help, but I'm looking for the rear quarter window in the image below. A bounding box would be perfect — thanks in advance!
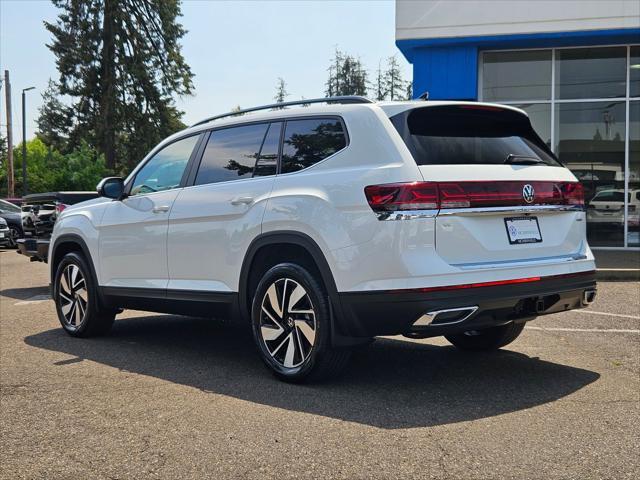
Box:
[281,118,347,173]
[391,105,560,167]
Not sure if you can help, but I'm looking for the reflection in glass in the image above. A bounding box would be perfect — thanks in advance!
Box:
[254,122,282,177]
[555,101,626,246]
[130,134,200,196]
[555,47,627,99]
[629,101,640,246]
[282,119,347,173]
[482,50,551,101]
[514,103,552,147]
[631,46,640,98]
[195,123,269,185]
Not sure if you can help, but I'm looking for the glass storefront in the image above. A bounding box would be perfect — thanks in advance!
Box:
[480,45,640,248]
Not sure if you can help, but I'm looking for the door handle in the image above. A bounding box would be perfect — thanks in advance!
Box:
[230,196,254,206]
[152,205,170,213]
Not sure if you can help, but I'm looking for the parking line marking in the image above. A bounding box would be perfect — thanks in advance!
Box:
[579,310,640,320]
[526,326,639,334]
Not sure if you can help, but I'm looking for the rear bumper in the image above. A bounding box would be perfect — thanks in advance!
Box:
[17,238,50,262]
[338,271,596,338]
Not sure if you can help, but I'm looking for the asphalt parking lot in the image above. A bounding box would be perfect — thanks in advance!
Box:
[1,249,639,479]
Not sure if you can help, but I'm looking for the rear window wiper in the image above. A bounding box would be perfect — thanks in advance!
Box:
[504,154,544,165]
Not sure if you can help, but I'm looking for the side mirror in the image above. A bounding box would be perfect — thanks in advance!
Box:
[97,177,125,200]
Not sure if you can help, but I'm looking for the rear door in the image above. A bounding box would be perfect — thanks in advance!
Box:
[167,122,279,293]
[390,105,586,266]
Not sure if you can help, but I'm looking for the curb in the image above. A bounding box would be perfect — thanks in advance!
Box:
[596,269,640,281]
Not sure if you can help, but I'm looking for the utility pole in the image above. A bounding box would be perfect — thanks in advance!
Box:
[4,70,14,197]
[21,86,35,197]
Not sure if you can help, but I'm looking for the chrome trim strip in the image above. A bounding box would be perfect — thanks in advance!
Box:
[438,205,585,216]
[452,253,588,270]
[413,306,479,327]
[375,204,584,220]
[375,209,439,221]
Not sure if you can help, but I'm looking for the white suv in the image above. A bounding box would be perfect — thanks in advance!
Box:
[49,96,597,382]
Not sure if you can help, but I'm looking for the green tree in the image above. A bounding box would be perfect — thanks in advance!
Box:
[36,79,74,153]
[325,49,368,97]
[383,55,408,101]
[45,0,194,173]
[0,138,110,196]
[274,77,289,106]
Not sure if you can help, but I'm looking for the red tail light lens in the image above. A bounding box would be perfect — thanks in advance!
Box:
[55,203,68,214]
[364,182,439,211]
[364,181,584,212]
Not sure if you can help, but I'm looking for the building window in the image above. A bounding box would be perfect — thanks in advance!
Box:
[480,45,640,249]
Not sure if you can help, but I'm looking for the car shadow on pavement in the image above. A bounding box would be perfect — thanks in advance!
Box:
[1,285,50,300]
[25,314,600,429]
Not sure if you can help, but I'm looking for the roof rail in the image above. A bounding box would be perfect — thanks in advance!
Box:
[191,96,373,127]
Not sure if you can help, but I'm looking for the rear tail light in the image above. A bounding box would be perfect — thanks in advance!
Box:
[364,181,584,213]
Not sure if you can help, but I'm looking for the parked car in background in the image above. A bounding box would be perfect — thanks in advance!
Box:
[0,217,11,247]
[587,189,640,229]
[18,191,98,262]
[2,197,23,207]
[48,97,597,382]
[0,198,24,248]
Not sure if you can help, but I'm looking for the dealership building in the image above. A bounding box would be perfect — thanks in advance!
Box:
[396,0,640,249]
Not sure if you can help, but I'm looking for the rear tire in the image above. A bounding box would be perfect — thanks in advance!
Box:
[251,263,350,383]
[445,321,525,351]
[53,252,116,337]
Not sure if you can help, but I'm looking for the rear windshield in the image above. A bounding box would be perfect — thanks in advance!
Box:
[390,105,560,166]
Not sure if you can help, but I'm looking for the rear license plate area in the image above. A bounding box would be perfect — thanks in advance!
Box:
[504,216,542,244]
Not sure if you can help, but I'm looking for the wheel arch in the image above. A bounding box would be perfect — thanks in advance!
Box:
[239,231,363,347]
[50,234,101,301]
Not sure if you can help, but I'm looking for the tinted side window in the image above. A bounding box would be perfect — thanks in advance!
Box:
[195,123,269,185]
[254,122,282,177]
[281,118,347,174]
[130,134,200,196]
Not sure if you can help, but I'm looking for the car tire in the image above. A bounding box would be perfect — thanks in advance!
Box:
[445,321,526,351]
[251,263,350,383]
[53,252,116,337]
[8,227,20,248]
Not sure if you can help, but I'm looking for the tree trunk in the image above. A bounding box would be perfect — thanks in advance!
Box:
[100,0,117,170]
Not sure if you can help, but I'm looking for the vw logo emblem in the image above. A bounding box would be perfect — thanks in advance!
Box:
[522,184,535,204]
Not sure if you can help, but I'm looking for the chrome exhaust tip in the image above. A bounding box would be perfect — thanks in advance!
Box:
[413,306,479,327]
[582,289,597,306]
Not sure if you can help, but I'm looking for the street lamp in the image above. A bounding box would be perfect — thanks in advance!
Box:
[22,86,36,197]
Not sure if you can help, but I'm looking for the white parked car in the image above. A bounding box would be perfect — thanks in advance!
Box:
[587,189,640,228]
[49,97,597,382]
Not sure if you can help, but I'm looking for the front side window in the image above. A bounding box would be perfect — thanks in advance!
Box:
[281,118,347,173]
[130,134,200,196]
[195,123,269,185]
[0,199,21,213]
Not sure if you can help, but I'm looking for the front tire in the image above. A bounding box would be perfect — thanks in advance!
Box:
[53,252,116,337]
[251,263,350,383]
[445,321,526,351]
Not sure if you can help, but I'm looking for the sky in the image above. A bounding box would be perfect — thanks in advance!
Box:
[0,0,409,141]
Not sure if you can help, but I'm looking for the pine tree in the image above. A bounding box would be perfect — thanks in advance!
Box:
[36,79,74,153]
[383,55,408,101]
[325,49,368,97]
[373,61,386,101]
[45,0,194,172]
[273,78,289,108]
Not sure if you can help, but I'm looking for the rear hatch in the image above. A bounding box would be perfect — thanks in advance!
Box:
[389,104,586,267]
